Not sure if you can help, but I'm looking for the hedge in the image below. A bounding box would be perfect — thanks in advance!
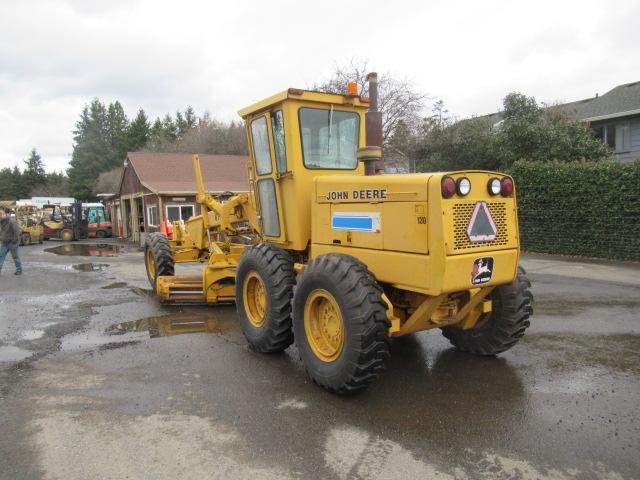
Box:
[509,160,640,261]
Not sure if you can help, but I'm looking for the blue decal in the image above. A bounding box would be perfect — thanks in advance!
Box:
[332,216,374,231]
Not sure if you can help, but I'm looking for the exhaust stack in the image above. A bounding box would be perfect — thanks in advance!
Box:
[357,72,383,175]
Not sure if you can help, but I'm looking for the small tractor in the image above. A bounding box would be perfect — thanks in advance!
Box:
[144,73,533,394]
[15,205,44,245]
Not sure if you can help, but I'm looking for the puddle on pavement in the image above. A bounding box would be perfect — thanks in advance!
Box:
[45,243,124,257]
[107,312,233,338]
[72,263,110,272]
[101,282,128,289]
[0,345,34,362]
[60,311,236,353]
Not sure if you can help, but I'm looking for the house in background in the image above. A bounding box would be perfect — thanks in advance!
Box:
[484,81,640,161]
[111,152,249,244]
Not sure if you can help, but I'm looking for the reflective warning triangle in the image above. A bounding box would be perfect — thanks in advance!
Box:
[467,201,497,242]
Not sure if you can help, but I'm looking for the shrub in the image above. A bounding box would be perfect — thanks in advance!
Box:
[509,160,640,261]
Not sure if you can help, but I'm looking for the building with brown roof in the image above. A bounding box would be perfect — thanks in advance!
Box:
[112,152,249,243]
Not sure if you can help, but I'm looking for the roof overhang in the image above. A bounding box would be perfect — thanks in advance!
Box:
[155,190,250,195]
[582,108,640,123]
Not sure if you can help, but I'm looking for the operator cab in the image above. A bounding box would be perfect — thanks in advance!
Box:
[238,89,370,252]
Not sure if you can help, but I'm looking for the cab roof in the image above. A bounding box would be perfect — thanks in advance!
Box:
[238,88,370,118]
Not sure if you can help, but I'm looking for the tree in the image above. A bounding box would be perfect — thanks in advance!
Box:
[105,101,129,168]
[127,109,150,152]
[22,148,46,193]
[0,167,18,199]
[414,93,612,172]
[31,172,69,197]
[495,92,611,166]
[68,99,109,199]
[314,58,427,145]
[93,167,123,195]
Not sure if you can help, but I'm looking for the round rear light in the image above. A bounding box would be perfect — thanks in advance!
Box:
[456,177,471,196]
[500,177,514,196]
[488,177,501,196]
[441,176,456,199]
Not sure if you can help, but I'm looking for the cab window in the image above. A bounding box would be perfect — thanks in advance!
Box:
[299,107,359,169]
[271,110,287,173]
[257,179,280,237]
[251,116,272,175]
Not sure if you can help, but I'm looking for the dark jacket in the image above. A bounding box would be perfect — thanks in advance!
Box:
[0,216,20,244]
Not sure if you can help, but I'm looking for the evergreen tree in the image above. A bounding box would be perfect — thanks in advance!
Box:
[127,109,150,151]
[105,101,129,169]
[22,148,46,193]
[67,99,109,199]
[0,167,17,199]
[12,166,29,199]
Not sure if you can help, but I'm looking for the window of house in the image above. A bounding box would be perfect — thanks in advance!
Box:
[166,205,194,222]
[615,123,631,152]
[147,205,159,227]
[602,123,631,152]
[251,116,272,175]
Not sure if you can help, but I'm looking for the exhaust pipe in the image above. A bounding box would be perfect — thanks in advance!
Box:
[357,72,383,175]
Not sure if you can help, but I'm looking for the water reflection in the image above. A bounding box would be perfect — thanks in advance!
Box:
[106,312,231,339]
[45,243,124,257]
[72,263,110,272]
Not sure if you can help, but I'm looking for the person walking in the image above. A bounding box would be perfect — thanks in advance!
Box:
[0,209,23,275]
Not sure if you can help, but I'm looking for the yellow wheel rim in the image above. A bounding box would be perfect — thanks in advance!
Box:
[243,271,267,327]
[61,230,73,241]
[146,249,156,279]
[304,289,344,362]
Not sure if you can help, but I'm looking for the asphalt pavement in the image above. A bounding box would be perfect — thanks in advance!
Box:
[0,241,638,480]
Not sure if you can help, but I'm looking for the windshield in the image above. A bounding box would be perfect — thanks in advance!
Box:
[299,107,359,169]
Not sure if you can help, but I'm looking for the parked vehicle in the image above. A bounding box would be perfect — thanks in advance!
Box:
[15,205,44,245]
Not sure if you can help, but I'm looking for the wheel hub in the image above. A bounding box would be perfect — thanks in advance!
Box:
[304,289,344,362]
[243,271,267,327]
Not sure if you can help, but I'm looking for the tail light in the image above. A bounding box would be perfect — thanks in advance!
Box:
[500,178,514,196]
[441,176,456,198]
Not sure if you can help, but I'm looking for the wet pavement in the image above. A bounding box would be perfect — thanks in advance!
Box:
[0,240,639,479]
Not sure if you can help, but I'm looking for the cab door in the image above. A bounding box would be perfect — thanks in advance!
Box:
[248,111,288,244]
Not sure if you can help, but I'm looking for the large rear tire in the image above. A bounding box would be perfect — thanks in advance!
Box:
[235,243,295,353]
[442,266,533,355]
[145,233,175,291]
[293,254,391,395]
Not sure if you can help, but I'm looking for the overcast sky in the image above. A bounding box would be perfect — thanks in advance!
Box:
[1,0,638,172]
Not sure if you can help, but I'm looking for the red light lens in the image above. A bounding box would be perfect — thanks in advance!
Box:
[441,176,456,198]
[500,178,514,196]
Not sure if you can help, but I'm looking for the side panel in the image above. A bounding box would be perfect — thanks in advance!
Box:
[311,243,519,295]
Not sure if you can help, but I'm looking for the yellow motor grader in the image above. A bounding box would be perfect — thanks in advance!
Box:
[144,74,533,394]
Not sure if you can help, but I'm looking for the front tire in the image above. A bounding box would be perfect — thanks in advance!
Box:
[60,229,74,242]
[20,233,30,246]
[442,266,533,355]
[145,233,175,291]
[293,254,390,394]
[235,243,295,353]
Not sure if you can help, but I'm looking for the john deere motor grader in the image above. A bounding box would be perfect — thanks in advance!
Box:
[145,73,533,394]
